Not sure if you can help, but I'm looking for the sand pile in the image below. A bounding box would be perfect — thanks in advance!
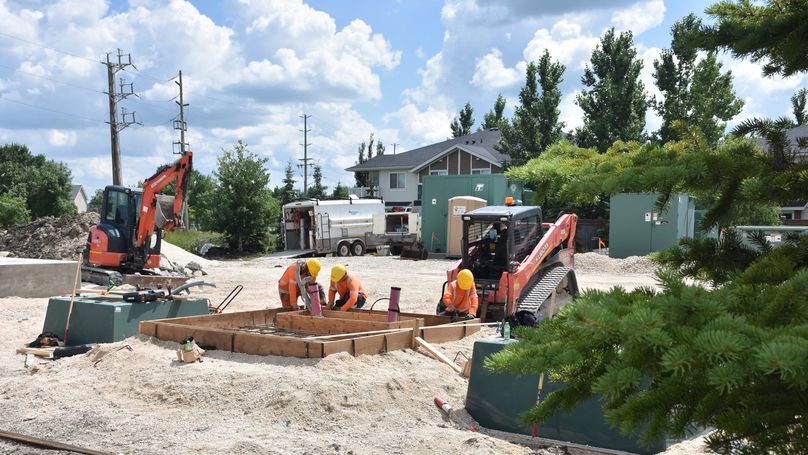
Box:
[0,212,99,260]
[575,252,657,274]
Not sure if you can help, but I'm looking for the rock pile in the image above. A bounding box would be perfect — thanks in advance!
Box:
[0,212,99,260]
[575,251,657,274]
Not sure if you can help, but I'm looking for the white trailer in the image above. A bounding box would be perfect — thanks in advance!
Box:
[280,197,385,257]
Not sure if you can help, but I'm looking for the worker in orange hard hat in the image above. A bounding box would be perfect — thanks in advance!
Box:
[328,264,368,311]
[278,258,321,308]
[437,269,478,320]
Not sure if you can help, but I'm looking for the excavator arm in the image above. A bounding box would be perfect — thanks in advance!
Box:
[134,151,193,261]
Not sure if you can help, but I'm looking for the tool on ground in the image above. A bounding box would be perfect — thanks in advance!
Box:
[93,344,133,367]
[434,396,454,416]
[307,282,323,317]
[82,150,192,286]
[123,289,167,303]
[177,336,204,363]
[0,430,112,455]
[445,202,579,325]
[63,252,83,345]
[209,284,242,314]
[531,373,546,437]
[387,287,401,322]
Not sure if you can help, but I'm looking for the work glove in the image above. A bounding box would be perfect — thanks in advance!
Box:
[463,313,475,320]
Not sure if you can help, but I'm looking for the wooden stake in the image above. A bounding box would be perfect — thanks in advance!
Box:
[0,430,111,455]
[63,253,82,345]
[415,336,462,373]
[411,318,421,349]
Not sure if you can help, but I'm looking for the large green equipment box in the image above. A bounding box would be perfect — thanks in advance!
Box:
[42,296,210,346]
[420,174,524,254]
[608,193,695,259]
[466,338,666,454]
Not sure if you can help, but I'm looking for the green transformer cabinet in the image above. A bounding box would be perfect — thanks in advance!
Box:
[42,296,210,346]
[466,338,667,454]
[420,174,524,254]
[608,193,695,259]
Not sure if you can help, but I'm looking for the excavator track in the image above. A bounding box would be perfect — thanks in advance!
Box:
[516,266,578,315]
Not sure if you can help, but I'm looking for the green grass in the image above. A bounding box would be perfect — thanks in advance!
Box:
[163,230,222,253]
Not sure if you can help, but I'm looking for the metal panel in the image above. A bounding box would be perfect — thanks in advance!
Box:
[465,338,665,454]
[609,193,695,259]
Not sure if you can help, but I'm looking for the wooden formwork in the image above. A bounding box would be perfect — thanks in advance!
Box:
[139,308,481,358]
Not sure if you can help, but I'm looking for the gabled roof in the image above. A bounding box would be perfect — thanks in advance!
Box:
[346,129,504,172]
[71,184,86,201]
[756,124,808,154]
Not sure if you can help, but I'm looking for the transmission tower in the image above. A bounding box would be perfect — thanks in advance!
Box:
[104,49,138,185]
[298,114,313,193]
[173,70,189,154]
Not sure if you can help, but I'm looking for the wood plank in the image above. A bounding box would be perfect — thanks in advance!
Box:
[320,338,353,356]
[420,323,482,344]
[16,347,55,358]
[384,330,413,352]
[0,430,112,455]
[322,309,399,322]
[306,341,324,358]
[150,308,291,329]
[275,312,414,335]
[233,332,308,357]
[150,323,234,351]
[139,320,157,337]
[415,336,462,373]
[353,333,387,356]
[304,327,411,340]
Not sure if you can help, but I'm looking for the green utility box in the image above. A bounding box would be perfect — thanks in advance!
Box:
[420,174,524,254]
[466,338,666,454]
[608,193,695,259]
[42,296,210,346]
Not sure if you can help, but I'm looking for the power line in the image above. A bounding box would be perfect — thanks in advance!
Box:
[0,96,104,124]
[0,31,99,64]
[0,62,103,93]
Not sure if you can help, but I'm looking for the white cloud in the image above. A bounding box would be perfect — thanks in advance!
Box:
[470,49,522,89]
[403,52,451,108]
[559,91,584,131]
[728,58,807,96]
[611,0,666,35]
[387,104,453,145]
[47,129,77,147]
[522,19,600,70]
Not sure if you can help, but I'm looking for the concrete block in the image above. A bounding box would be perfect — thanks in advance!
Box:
[0,258,77,298]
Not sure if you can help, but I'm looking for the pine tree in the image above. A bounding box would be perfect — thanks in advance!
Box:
[691,0,808,77]
[480,94,507,130]
[331,182,349,199]
[376,140,385,156]
[307,164,327,199]
[450,102,475,137]
[653,14,743,146]
[792,88,807,125]
[576,28,648,152]
[535,50,565,151]
[280,161,298,205]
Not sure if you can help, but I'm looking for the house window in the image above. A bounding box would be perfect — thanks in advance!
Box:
[471,168,491,175]
[390,173,406,189]
[429,170,448,176]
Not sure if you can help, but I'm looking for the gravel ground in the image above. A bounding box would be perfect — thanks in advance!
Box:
[0,249,707,455]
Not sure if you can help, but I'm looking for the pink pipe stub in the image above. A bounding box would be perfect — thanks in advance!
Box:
[387,287,401,322]
[307,283,323,317]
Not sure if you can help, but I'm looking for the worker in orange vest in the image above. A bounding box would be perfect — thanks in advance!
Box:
[278,258,321,308]
[437,269,478,320]
[328,264,368,311]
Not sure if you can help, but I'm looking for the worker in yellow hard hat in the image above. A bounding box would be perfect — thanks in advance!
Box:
[328,264,368,311]
[278,258,321,309]
[437,269,478,320]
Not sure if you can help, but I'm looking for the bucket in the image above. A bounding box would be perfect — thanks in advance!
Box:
[377,245,390,256]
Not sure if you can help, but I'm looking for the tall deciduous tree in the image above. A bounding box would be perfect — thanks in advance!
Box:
[450,102,475,137]
[0,143,76,218]
[209,141,278,252]
[654,14,743,145]
[376,140,385,156]
[690,0,808,77]
[355,143,367,188]
[0,193,29,227]
[307,164,327,199]
[481,94,507,130]
[575,29,648,151]
[792,88,807,125]
[498,51,566,166]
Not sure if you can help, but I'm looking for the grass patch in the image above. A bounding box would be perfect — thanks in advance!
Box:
[163,230,222,253]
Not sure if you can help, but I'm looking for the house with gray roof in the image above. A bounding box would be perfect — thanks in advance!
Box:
[71,184,87,213]
[754,124,807,220]
[346,129,506,209]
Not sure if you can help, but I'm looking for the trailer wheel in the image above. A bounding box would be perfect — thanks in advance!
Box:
[350,240,366,256]
[336,242,351,257]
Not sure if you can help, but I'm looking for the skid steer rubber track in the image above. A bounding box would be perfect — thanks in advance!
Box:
[516,266,577,315]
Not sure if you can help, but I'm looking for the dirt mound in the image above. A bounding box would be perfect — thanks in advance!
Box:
[0,212,99,260]
[576,251,657,274]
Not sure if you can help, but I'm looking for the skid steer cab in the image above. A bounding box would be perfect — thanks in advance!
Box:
[446,202,579,325]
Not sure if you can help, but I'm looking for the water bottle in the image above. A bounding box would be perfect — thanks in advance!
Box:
[503,321,511,341]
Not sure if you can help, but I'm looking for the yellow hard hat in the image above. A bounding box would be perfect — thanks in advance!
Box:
[306,258,321,278]
[457,269,474,291]
[331,264,347,282]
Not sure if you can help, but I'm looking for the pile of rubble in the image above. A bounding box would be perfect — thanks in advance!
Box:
[0,212,99,260]
[575,251,658,274]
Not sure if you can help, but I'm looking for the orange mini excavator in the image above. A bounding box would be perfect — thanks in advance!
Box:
[83,151,193,285]
[446,198,579,325]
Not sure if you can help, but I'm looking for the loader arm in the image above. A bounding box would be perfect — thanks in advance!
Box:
[134,151,193,260]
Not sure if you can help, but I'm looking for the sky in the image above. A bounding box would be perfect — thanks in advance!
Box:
[0,0,805,195]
